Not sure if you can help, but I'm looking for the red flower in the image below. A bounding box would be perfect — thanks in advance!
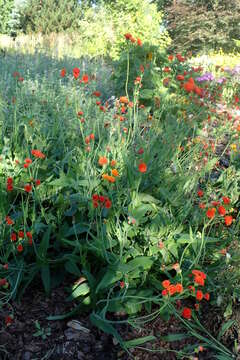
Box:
[92,194,99,202]
[199,203,206,209]
[162,289,168,296]
[25,158,32,164]
[0,278,7,286]
[176,74,185,81]
[5,315,13,326]
[222,196,230,204]
[82,74,89,84]
[18,230,24,238]
[105,199,112,209]
[218,205,226,216]
[124,33,132,40]
[7,183,13,192]
[24,184,32,193]
[138,162,147,173]
[13,71,20,78]
[120,281,125,288]
[224,215,233,226]
[60,68,66,77]
[73,67,80,79]
[168,55,174,61]
[93,91,101,97]
[182,307,192,319]
[206,207,216,219]
[196,290,203,301]
[197,190,204,197]
[26,231,32,241]
[35,179,41,186]
[137,38,142,46]
[93,201,98,208]
[163,67,171,73]
[31,149,45,159]
[6,216,14,225]
[17,244,23,252]
[204,293,210,301]
[7,177,13,184]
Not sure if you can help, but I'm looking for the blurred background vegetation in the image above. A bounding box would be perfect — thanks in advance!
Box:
[0,0,239,59]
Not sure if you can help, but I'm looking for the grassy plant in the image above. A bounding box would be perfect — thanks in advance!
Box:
[0,34,240,358]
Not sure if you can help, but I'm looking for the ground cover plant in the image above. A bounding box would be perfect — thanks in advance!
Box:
[0,32,240,359]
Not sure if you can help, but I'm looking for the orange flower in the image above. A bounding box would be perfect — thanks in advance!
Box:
[224,215,233,226]
[168,284,176,296]
[175,283,183,293]
[194,275,205,286]
[138,162,147,173]
[206,207,216,219]
[111,169,119,177]
[111,160,117,167]
[119,96,127,105]
[98,156,108,166]
[162,280,170,289]
[102,174,115,183]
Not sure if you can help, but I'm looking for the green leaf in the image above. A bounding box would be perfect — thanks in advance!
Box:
[47,303,83,320]
[38,225,51,260]
[161,333,190,342]
[90,313,125,349]
[124,335,156,349]
[96,269,122,293]
[64,224,89,237]
[64,260,81,276]
[41,264,51,295]
[217,320,235,340]
[140,89,154,99]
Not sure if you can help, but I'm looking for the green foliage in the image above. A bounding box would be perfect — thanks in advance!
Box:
[76,0,170,59]
[11,0,83,34]
[166,0,240,54]
[0,0,15,34]
[0,35,240,358]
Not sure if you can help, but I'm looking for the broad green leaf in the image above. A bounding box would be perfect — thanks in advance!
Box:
[67,282,90,301]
